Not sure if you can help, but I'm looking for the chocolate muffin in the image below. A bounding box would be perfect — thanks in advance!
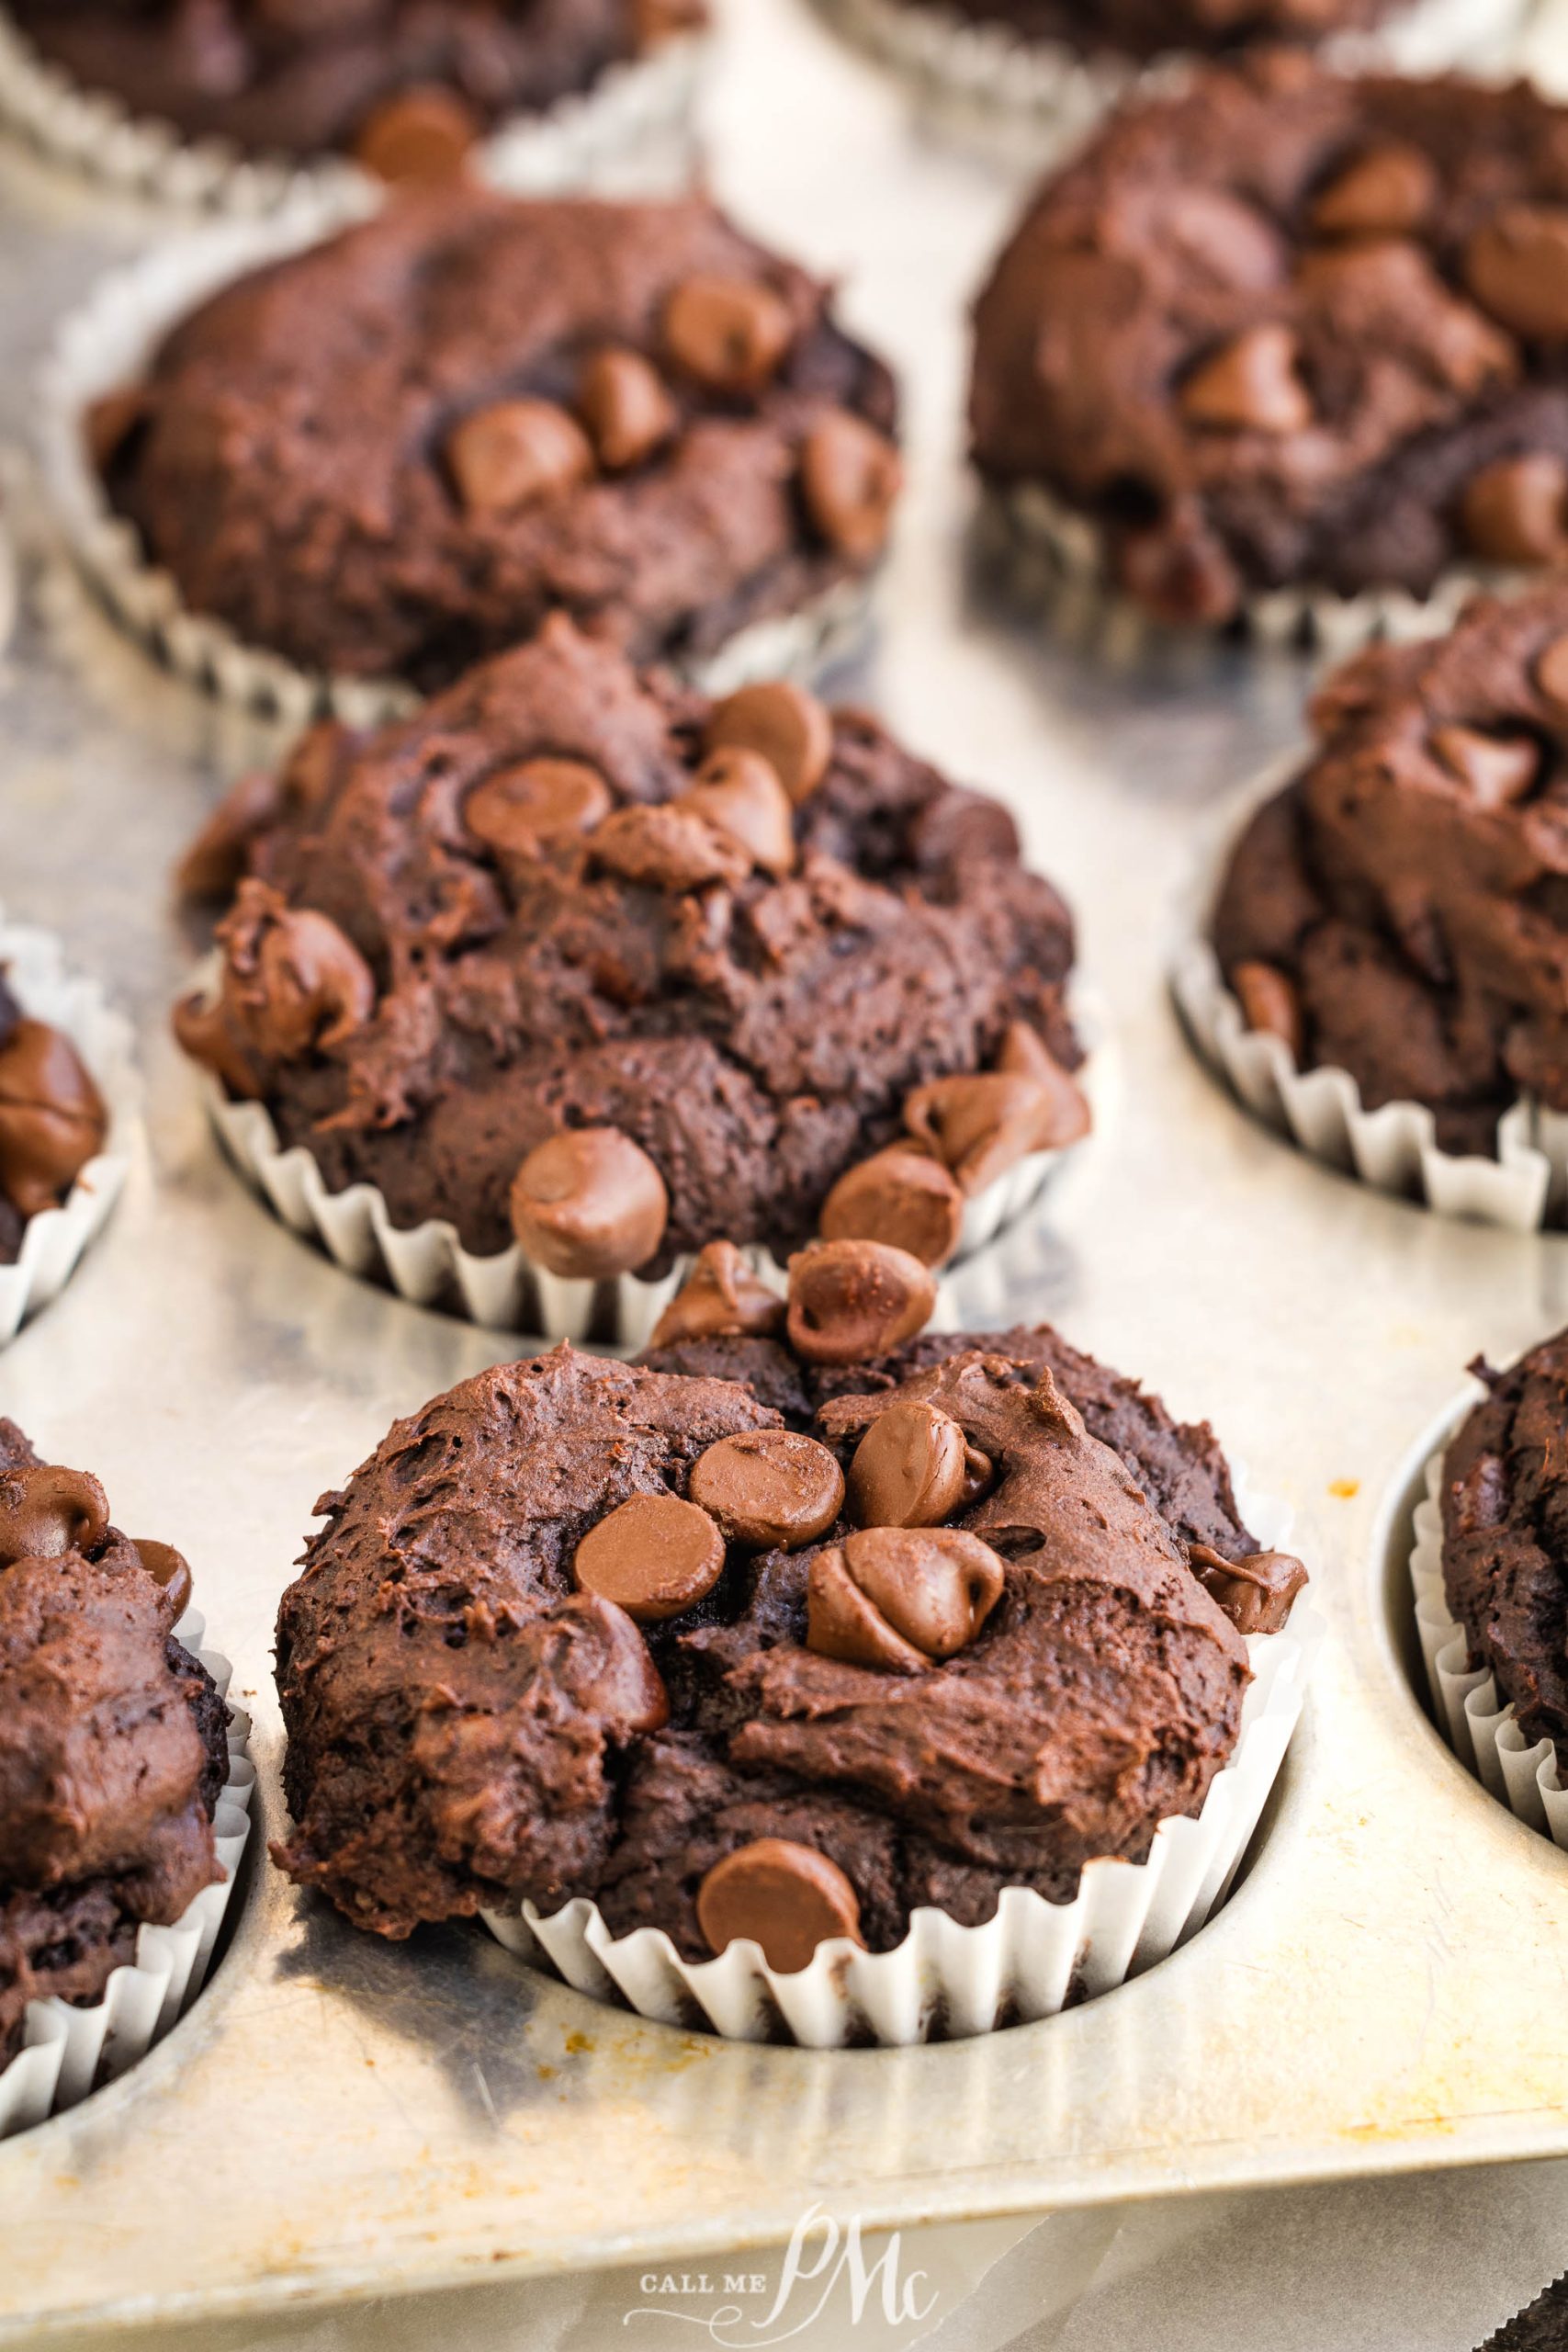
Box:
[971,57,1568,629]
[273,1239,1304,1960]
[0,1421,227,2070]
[1212,584,1568,1158]
[1441,1332,1568,1757]
[895,0,1397,61]
[173,617,1089,1288]
[89,187,900,695]
[0,970,107,1268]
[6,0,704,176]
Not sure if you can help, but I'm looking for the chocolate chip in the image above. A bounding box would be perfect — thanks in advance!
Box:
[176,768,284,901]
[510,1126,668,1279]
[1180,324,1313,435]
[1231,960,1304,1061]
[696,1838,863,1971]
[676,750,795,877]
[1465,204,1568,341]
[577,347,677,472]
[0,1018,108,1219]
[175,888,375,1093]
[648,1240,785,1348]
[353,85,481,183]
[807,1525,1005,1671]
[994,1023,1093,1146]
[572,1491,726,1623]
[0,1464,109,1567]
[1189,1544,1307,1636]
[703,682,833,806]
[590,801,750,892]
[785,1239,937,1365]
[688,1429,844,1551]
[446,401,594,518]
[133,1538,194,1621]
[663,277,793,392]
[1460,454,1568,567]
[799,413,902,560]
[1432,725,1540,810]
[1537,634,1568,716]
[818,1148,964,1269]
[1167,190,1285,292]
[1310,141,1438,238]
[847,1399,969,1530]
[466,757,612,860]
[903,1069,1077,1197]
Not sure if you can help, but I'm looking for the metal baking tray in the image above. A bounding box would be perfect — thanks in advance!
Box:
[5,0,1568,2335]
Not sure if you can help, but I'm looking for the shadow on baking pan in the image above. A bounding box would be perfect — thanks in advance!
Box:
[1482,2274,1568,2351]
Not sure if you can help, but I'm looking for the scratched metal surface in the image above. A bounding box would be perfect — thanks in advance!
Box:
[4,0,1568,2336]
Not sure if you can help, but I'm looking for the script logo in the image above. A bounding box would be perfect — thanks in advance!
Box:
[629,2205,938,2344]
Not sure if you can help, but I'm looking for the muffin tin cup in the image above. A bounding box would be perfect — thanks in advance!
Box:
[0,7,707,219]
[184,989,1105,1342]
[1408,1432,1568,1849]
[0,910,141,1344]
[981,479,1527,667]
[481,1483,1315,2049]
[39,206,879,731]
[0,1608,256,2140]
[1174,922,1568,1236]
[811,0,1532,156]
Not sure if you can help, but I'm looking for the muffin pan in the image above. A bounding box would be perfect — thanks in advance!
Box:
[7,0,1568,2336]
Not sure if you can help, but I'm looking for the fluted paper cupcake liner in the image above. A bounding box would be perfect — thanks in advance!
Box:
[0,912,140,1344]
[0,1609,255,2139]
[1409,1436,1568,1847]
[815,0,1533,156]
[481,1478,1314,2047]
[39,209,878,729]
[981,478,1528,667]
[0,7,705,218]
[1174,928,1568,1233]
[185,984,1105,1342]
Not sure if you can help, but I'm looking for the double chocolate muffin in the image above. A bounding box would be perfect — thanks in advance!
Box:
[971,58,1568,629]
[1442,1332,1568,1758]
[174,618,1088,1284]
[273,1239,1304,1962]
[1213,584,1568,1157]
[0,970,107,1268]
[89,187,900,694]
[901,0,1399,60]
[6,0,703,176]
[0,1422,226,2069]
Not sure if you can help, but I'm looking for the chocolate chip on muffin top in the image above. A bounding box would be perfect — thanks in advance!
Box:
[9,0,706,175]
[971,57,1568,628]
[0,971,107,1270]
[91,187,899,693]
[1213,582,1568,1156]
[272,1240,1303,1966]
[0,1421,227,2068]
[174,616,1088,1274]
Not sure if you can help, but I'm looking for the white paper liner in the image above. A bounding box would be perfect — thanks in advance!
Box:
[1409,1437,1568,1848]
[480,1476,1314,2047]
[982,477,1522,666]
[1172,798,1568,1232]
[0,7,705,218]
[184,981,1106,1342]
[0,910,141,1345]
[0,1607,256,2139]
[39,208,881,729]
[812,0,1531,153]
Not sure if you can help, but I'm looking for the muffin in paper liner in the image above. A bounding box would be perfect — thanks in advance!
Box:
[979,477,1519,669]
[0,1608,256,2140]
[0,6,707,219]
[183,975,1108,1344]
[37,207,880,729]
[810,0,1534,158]
[1409,1435,1568,1849]
[479,1479,1316,2048]
[0,911,140,1345]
